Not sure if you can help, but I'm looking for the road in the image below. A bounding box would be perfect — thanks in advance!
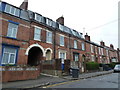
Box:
[44,73,119,88]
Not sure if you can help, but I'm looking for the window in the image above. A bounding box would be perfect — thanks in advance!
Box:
[59,24,64,31]
[1,46,18,65]
[5,4,20,17]
[60,35,64,46]
[99,47,101,54]
[106,50,109,56]
[74,40,77,49]
[20,10,29,20]
[64,26,71,34]
[81,42,85,50]
[46,31,52,43]
[73,53,79,61]
[34,27,41,40]
[91,44,94,53]
[101,48,103,55]
[95,46,97,54]
[46,18,52,26]
[35,13,42,22]
[91,55,95,61]
[7,23,18,38]
[52,21,56,28]
[59,52,66,59]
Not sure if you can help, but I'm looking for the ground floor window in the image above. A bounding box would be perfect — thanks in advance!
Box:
[73,53,79,62]
[59,51,66,59]
[1,44,19,65]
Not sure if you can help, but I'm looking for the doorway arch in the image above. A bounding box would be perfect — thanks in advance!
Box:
[45,48,53,60]
[25,44,45,66]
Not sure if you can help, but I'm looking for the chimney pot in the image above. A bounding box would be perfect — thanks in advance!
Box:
[56,16,64,25]
[20,0,28,10]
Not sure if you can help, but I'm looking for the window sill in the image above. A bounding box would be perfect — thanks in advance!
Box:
[5,36,17,40]
[60,45,64,47]
[34,39,41,41]
[46,41,52,44]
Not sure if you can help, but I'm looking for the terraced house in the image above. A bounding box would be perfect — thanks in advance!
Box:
[0,0,120,82]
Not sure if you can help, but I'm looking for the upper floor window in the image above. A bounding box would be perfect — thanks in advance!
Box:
[1,45,19,65]
[81,42,85,50]
[74,40,77,49]
[35,13,42,22]
[59,24,64,31]
[46,31,52,43]
[95,46,97,54]
[60,35,64,46]
[5,4,20,17]
[7,23,18,38]
[99,47,101,54]
[91,44,94,53]
[34,27,41,41]
[101,48,104,55]
[106,50,109,56]
[46,18,52,26]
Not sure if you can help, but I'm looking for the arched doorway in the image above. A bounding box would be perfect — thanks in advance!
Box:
[46,50,52,60]
[28,47,43,66]
[26,44,45,66]
[82,55,86,73]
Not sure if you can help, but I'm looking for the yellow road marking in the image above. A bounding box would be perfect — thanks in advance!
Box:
[44,79,80,88]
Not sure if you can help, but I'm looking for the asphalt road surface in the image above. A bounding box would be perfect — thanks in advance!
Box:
[45,73,119,88]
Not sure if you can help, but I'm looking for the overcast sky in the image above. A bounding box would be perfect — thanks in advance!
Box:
[3,0,119,49]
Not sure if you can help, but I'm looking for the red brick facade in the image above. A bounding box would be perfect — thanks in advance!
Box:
[0,1,120,82]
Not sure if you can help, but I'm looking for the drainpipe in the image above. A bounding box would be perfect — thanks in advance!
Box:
[53,29,56,59]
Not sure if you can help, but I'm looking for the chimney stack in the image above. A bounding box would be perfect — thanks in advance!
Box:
[85,33,90,41]
[20,0,28,10]
[117,48,119,51]
[110,44,114,49]
[100,41,105,46]
[56,16,64,25]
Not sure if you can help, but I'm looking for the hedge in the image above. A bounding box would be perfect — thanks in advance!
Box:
[86,62,99,70]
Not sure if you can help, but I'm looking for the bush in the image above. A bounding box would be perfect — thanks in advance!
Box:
[109,62,120,69]
[86,62,99,70]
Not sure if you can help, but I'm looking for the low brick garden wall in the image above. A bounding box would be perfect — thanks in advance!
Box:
[1,66,40,82]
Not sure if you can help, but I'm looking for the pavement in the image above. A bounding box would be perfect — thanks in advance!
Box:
[2,70,113,89]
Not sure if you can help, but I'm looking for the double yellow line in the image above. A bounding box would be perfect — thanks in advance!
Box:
[43,79,80,88]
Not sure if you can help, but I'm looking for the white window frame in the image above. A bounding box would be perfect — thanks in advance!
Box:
[2,47,17,64]
[7,23,18,38]
[5,4,20,17]
[35,13,42,22]
[81,42,85,50]
[46,19,52,26]
[74,40,77,49]
[91,44,94,53]
[74,54,79,61]
[34,27,41,41]
[59,51,66,59]
[46,30,52,44]
[95,46,97,54]
[99,47,101,55]
[106,50,109,56]
[60,35,64,46]
[91,55,95,61]
[101,48,104,55]
[59,24,64,31]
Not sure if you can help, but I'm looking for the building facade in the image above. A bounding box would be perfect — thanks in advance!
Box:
[0,0,120,82]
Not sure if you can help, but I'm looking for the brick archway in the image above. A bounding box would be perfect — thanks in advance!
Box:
[25,44,45,57]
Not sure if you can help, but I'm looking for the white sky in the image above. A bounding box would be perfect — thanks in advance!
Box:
[3,0,119,49]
